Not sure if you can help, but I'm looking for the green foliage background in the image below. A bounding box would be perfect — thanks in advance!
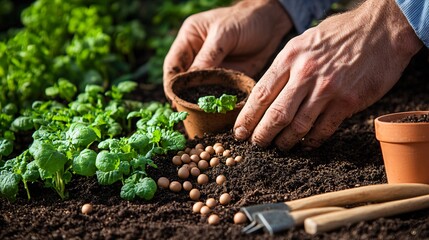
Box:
[0,0,233,109]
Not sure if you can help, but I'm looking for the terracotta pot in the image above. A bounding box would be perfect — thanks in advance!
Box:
[164,68,256,139]
[374,111,429,184]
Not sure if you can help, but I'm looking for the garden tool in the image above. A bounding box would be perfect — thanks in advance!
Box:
[241,183,429,235]
[304,193,429,234]
[241,207,344,235]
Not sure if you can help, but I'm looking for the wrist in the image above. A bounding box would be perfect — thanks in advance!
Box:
[361,0,423,56]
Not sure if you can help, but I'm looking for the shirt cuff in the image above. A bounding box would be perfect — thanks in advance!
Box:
[396,0,429,48]
[277,0,337,33]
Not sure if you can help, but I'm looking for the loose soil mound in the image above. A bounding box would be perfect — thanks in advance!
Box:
[1,51,429,240]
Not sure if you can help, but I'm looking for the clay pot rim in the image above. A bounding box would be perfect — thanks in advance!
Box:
[375,111,429,125]
[375,110,429,143]
[165,68,252,112]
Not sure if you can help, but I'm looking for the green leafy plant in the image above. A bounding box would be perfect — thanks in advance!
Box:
[198,94,237,114]
[0,81,187,201]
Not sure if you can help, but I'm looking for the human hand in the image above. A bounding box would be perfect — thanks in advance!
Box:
[163,0,292,92]
[234,0,423,151]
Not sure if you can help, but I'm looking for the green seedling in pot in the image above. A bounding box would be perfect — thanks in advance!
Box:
[198,94,237,114]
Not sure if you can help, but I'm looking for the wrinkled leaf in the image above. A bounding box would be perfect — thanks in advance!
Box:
[73,149,97,176]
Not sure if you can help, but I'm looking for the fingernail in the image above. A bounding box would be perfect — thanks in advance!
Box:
[234,126,249,140]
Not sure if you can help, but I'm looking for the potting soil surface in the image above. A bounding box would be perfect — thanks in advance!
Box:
[1,51,429,240]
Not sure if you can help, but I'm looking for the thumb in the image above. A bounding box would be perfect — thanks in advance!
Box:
[190,33,231,70]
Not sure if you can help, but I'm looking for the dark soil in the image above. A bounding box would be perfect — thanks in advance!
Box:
[2,50,429,240]
[398,114,429,123]
[178,84,247,103]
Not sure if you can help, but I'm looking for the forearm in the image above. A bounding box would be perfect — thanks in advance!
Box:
[277,0,339,33]
[396,0,429,48]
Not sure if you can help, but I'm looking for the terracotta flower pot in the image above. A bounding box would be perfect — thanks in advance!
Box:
[164,68,256,139]
[374,111,429,184]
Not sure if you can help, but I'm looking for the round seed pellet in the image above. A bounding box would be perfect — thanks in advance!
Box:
[177,150,185,156]
[225,157,235,166]
[81,203,93,214]
[213,143,222,148]
[169,181,182,192]
[183,181,193,191]
[196,148,204,155]
[185,147,192,154]
[198,160,209,170]
[206,198,217,208]
[219,193,231,205]
[195,143,204,150]
[216,175,226,185]
[200,206,211,215]
[222,150,231,157]
[189,162,197,168]
[234,156,244,163]
[157,177,170,189]
[205,146,215,155]
[210,157,220,167]
[190,154,200,163]
[189,148,198,156]
[172,156,182,166]
[181,154,191,164]
[178,167,190,179]
[234,212,248,224]
[208,214,220,225]
[190,167,201,177]
[189,188,201,200]
[215,146,224,155]
[182,163,190,170]
[193,202,204,213]
[197,174,209,185]
[200,151,210,160]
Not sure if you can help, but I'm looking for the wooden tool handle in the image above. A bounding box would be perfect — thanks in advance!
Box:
[286,183,429,211]
[290,207,345,226]
[304,194,429,234]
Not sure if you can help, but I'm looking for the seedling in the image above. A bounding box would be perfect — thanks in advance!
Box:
[197,94,237,113]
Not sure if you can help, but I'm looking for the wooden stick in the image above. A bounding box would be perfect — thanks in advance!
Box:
[291,207,345,226]
[286,183,429,211]
[304,194,429,234]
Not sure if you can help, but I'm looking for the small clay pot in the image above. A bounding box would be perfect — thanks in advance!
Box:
[374,111,429,184]
[164,68,255,139]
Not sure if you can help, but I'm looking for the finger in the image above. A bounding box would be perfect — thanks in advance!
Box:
[163,24,204,81]
[301,101,351,149]
[190,30,233,70]
[233,62,290,141]
[249,79,309,147]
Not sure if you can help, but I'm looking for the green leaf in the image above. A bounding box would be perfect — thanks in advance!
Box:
[11,116,34,131]
[197,94,237,113]
[29,141,67,174]
[128,133,150,154]
[0,138,13,157]
[168,112,188,128]
[0,170,21,201]
[120,182,136,200]
[218,94,237,113]
[66,122,98,148]
[161,130,186,151]
[95,150,120,172]
[22,161,40,182]
[96,170,122,185]
[116,81,137,93]
[198,96,217,113]
[72,149,97,177]
[135,177,157,200]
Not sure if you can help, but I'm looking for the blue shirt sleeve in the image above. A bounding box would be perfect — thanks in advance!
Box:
[278,0,338,33]
[396,0,429,48]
